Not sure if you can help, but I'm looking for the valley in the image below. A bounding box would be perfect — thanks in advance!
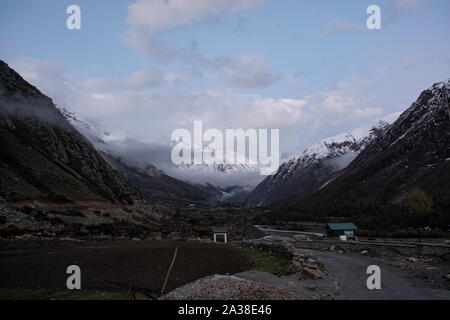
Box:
[0,59,448,300]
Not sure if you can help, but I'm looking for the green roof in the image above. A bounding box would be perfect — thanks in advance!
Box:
[326,223,357,230]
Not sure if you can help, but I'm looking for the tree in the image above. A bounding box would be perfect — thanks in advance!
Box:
[404,188,434,229]
[405,188,433,216]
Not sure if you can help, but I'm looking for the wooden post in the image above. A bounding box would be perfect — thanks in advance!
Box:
[160,247,178,298]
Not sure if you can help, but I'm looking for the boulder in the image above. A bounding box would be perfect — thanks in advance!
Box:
[293,234,309,241]
[301,267,325,280]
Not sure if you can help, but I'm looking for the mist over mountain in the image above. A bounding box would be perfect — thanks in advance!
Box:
[247,114,400,207]
[0,60,138,203]
[272,80,450,229]
[60,107,265,189]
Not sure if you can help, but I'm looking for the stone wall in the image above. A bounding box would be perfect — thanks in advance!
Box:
[294,239,450,258]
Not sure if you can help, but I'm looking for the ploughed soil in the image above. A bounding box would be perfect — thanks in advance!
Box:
[0,240,252,296]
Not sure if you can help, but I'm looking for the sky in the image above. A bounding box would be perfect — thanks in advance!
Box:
[1,0,449,154]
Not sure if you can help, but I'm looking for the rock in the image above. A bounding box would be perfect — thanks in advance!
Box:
[244,237,323,276]
[445,274,450,281]
[263,235,295,243]
[408,257,419,263]
[59,237,84,243]
[161,275,298,300]
[287,261,303,273]
[329,245,336,251]
[301,267,325,280]
[304,262,319,270]
[306,257,317,264]
[167,232,182,240]
[293,234,309,241]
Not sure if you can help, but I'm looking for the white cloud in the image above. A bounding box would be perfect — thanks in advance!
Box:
[124,67,163,90]
[391,0,423,16]
[218,55,280,88]
[11,57,384,153]
[219,55,270,75]
[125,0,270,62]
[385,0,426,24]
[250,98,309,127]
[126,0,268,34]
[310,81,382,126]
[232,72,280,88]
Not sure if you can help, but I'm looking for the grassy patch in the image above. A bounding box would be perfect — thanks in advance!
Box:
[240,245,290,276]
[0,288,148,300]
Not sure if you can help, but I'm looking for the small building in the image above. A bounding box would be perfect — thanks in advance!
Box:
[212,226,229,243]
[326,223,357,238]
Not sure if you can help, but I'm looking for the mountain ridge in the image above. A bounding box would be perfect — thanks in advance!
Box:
[272,80,450,230]
[0,60,139,203]
[246,115,398,207]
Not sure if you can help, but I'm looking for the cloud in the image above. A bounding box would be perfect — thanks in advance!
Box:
[386,0,425,23]
[320,0,425,37]
[310,80,382,126]
[126,0,268,34]
[218,55,280,88]
[124,67,163,90]
[233,16,251,34]
[125,0,269,60]
[11,57,70,98]
[250,98,309,127]
[219,55,270,75]
[232,72,280,88]
[321,18,365,37]
[11,56,385,158]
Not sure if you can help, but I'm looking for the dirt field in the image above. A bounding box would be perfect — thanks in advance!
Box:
[0,240,252,297]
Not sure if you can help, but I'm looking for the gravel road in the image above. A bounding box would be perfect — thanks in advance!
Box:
[315,251,450,300]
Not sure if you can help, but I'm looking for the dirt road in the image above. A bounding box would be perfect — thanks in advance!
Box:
[315,251,450,300]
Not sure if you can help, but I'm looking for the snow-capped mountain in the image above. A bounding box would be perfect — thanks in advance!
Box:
[59,108,228,201]
[277,80,450,220]
[168,136,260,174]
[246,114,400,207]
[59,107,263,192]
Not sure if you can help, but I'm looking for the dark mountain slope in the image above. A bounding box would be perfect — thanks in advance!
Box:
[276,81,450,228]
[100,151,222,202]
[0,60,138,203]
[247,118,394,207]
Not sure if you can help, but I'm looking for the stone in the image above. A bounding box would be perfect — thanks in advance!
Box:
[293,234,308,241]
[304,262,319,270]
[301,267,324,280]
[306,257,317,264]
